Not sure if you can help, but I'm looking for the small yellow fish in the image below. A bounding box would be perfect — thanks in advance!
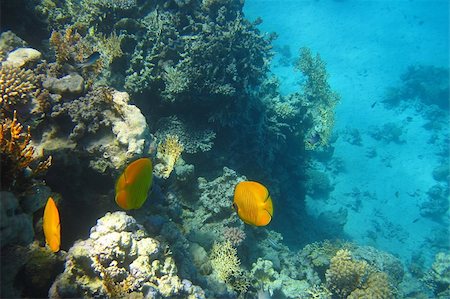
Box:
[115,158,153,210]
[233,181,273,226]
[43,197,61,252]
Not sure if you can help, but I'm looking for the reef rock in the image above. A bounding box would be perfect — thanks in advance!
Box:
[43,74,84,96]
[3,47,41,68]
[49,211,205,298]
[0,192,34,247]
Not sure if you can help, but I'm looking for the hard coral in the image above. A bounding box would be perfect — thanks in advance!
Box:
[0,65,36,112]
[49,27,91,65]
[297,47,340,150]
[155,134,184,179]
[0,111,52,190]
[325,249,368,298]
[49,212,205,298]
[210,240,249,292]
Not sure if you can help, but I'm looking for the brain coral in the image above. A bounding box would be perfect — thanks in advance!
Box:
[49,212,205,298]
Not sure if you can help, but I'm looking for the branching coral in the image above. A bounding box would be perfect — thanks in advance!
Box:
[97,32,123,64]
[0,111,52,190]
[154,134,184,179]
[222,226,246,247]
[49,27,91,65]
[0,65,37,112]
[210,240,249,293]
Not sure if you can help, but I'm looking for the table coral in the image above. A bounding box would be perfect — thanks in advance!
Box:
[49,211,205,298]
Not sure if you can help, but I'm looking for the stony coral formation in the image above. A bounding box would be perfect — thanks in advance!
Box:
[49,212,205,298]
[325,249,395,299]
[210,240,249,293]
[325,249,369,298]
[0,111,52,190]
[0,65,36,112]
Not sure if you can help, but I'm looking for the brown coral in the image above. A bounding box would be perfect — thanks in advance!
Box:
[325,249,368,298]
[348,272,394,299]
[0,111,51,190]
[0,65,36,111]
[49,27,91,65]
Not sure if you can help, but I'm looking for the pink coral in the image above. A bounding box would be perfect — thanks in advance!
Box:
[223,227,246,247]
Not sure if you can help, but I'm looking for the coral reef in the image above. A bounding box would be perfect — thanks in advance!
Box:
[50,212,205,298]
[325,249,395,299]
[420,184,449,218]
[383,65,449,110]
[49,87,150,173]
[325,249,369,297]
[296,47,340,150]
[423,252,450,298]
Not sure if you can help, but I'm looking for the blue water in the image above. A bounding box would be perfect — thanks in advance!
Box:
[244,0,449,266]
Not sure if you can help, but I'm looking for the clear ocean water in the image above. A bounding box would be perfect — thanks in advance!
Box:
[0,0,448,298]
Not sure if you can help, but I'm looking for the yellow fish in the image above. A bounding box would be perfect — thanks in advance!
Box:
[233,181,273,226]
[115,158,153,210]
[43,197,60,252]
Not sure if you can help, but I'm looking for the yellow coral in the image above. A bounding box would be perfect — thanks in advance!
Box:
[325,249,368,298]
[97,32,123,64]
[156,134,183,178]
[348,272,393,299]
[0,65,36,111]
[210,240,241,282]
[0,111,52,190]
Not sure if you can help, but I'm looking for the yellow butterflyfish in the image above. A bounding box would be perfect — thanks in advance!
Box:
[115,158,153,210]
[43,197,61,252]
[233,181,273,226]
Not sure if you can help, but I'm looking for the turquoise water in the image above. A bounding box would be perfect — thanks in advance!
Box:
[244,0,449,266]
[0,0,448,298]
